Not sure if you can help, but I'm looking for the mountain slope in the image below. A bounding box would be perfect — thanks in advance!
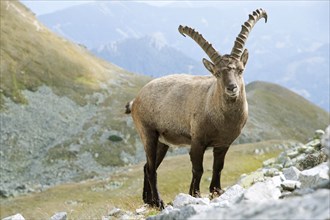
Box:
[0,0,148,107]
[0,0,151,197]
[238,81,329,143]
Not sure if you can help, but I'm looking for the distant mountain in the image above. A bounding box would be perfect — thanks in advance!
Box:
[35,1,329,111]
[91,34,207,77]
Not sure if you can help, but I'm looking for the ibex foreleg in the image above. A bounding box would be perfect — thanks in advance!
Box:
[209,146,229,199]
[189,143,206,197]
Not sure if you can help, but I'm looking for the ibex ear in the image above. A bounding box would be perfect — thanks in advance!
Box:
[202,58,215,74]
[241,49,249,67]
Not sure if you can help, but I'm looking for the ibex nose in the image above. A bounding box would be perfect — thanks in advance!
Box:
[227,84,238,92]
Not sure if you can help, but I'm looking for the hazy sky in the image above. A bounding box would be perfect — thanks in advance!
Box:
[21,0,329,15]
[21,0,174,15]
[21,1,93,15]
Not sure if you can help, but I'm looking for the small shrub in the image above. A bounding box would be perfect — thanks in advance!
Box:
[108,135,123,142]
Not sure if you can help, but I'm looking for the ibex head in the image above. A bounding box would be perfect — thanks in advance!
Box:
[179,9,267,99]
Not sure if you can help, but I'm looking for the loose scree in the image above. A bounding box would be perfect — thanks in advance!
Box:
[125,8,268,209]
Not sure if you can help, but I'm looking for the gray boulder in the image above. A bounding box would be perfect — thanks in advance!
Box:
[50,212,67,220]
[283,166,301,181]
[211,184,245,207]
[148,205,209,220]
[243,179,281,202]
[2,214,25,220]
[190,189,330,220]
[172,193,209,208]
[299,162,329,188]
[281,180,301,191]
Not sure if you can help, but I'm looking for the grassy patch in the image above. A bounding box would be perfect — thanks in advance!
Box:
[82,144,126,167]
[0,140,289,219]
[46,144,78,164]
[245,81,329,142]
[1,1,151,110]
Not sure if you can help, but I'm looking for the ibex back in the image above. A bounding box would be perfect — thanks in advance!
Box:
[125,9,267,209]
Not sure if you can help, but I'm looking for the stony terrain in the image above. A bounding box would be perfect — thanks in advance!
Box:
[143,127,330,220]
[105,127,329,220]
[2,127,329,220]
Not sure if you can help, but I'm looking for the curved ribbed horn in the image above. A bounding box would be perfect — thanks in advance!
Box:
[178,25,221,65]
[231,8,268,60]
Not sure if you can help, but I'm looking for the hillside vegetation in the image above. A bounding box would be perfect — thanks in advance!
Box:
[239,81,329,143]
[0,0,149,108]
[0,0,151,197]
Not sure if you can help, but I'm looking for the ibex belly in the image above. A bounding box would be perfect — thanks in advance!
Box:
[159,131,191,146]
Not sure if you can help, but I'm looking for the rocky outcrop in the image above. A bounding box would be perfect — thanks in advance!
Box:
[148,127,330,220]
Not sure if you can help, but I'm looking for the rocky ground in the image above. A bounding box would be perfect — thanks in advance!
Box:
[108,127,329,220]
[144,127,330,220]
[3,127,329,220]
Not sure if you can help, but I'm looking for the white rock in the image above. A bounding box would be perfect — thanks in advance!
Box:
[263,158,276,167]
[50,212,67,220]
[263,168,280,177]
[189,189,330,220]
[237,170,264,188]
[243,179,281,202]
[172,193,209,208]
[135,205,149,214]
[2,214,25,220]
[321,126,330,155]
[306,139,321,149]
[315,129,325,138]
[211,184,245,207]
[150,204,208,220]
[281,180,301,191]
[299,162,329,188]
[287,150,299,159]
[283,166,301,181]
[108,207,121,216]
[160,205,177,215]
[271,175,283,188]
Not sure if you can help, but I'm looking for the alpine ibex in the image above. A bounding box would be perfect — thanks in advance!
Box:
[125,9,267,209]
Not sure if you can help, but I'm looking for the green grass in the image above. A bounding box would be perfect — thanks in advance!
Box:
[245,81,329,142]
[0,0,150,110]
[0,140,289,219]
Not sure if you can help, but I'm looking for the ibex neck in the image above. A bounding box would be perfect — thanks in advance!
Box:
[207,81,248,120]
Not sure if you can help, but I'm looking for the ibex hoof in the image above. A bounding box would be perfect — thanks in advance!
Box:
[192,190,202,198]
[145,199,165,210]
[209,188,225,200]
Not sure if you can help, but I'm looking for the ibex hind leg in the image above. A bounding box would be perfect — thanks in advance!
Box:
[143,141,169,206]
[142,131,165,209]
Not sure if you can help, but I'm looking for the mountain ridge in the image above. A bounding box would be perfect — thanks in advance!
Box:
[35,1,330,111]
[91,35,207,77]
